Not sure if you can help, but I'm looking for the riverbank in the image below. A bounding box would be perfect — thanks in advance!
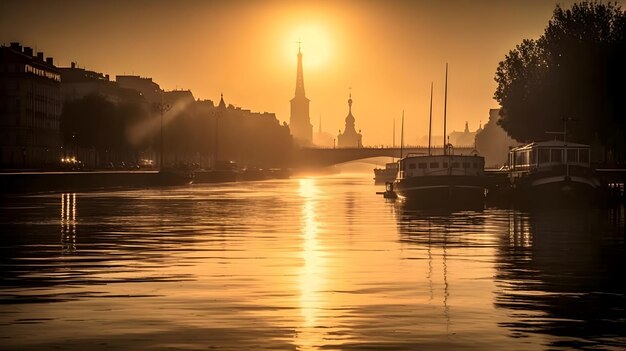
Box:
[0,168,294,194]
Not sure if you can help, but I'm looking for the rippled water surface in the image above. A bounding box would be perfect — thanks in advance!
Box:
[1,174,624,350]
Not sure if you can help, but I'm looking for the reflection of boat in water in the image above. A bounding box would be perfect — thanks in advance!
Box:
[373,162,398,183]
[508,141,602,204]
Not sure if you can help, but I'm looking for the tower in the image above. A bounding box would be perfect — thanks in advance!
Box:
[289,45,312,145]
[337,90,363,148]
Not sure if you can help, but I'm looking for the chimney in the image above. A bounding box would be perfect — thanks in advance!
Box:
[46,57,53,65]
[37,52,44,60]
[105,74,110,81]
[23,47,33,56]
[10,42,21,51]
[71,62,76,69]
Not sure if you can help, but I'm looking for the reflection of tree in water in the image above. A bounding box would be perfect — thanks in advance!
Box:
[496,207,625,349]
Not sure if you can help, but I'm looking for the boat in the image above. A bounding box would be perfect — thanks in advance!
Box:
[393,64,486,205]
[507,140,602,203]
[374,162,399,183]
[193,160,239,183]
[374,116,399,183]
[394,151,486,205]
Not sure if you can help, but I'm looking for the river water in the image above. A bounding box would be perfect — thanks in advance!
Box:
[1,174,624,350]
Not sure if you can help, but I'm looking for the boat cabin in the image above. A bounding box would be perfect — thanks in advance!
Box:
[508,141,591,174]
[398,154,484,179]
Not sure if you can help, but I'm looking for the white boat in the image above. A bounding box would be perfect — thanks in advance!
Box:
[374,162,399,183]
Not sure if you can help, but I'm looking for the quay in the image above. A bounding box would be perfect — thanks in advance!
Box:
[0,171,179,194]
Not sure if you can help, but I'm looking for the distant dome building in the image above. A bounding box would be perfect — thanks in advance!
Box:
[337,92,363,148]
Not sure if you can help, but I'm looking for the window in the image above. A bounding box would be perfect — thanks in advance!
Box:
[418,163,427,169]
[567,149,578,163]
[409,163,416,169]
[462,162,470,168]
[473,163,478,168]
[451,162,459,168]
[551,149,562,163]
[579,149,590,163]
[442,162,448,168]
[429,162,439,168]
[538,148,550,163]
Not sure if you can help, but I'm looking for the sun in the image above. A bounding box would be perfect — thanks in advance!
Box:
[287,23,333,69]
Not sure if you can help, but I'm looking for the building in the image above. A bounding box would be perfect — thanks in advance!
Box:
[337,92,363,148]
[116,75,163,104]
[448,121,481,147]
[289,46,312,146]
[0,42,62,169]
[60,63,141,104]
[313,116,334,147]
[475,109,519,167]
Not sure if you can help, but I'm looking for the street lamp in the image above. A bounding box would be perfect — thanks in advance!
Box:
[153,101,172,171]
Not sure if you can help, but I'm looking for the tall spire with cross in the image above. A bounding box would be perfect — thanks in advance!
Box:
[289,41,312,145]
[294,39,305,98]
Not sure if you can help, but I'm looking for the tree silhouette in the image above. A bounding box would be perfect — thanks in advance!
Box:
[495,2,626,162]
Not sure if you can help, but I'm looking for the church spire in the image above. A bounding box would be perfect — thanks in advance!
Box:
[348,87,353,115]
[218,93,226,108]
[294,41,305,97]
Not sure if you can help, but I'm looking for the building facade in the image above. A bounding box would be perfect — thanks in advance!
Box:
[0,42,62,169]
[289,47,312,146]
[337,93,363,148]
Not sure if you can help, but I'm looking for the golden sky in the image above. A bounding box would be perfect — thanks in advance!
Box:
[1,0,599,146]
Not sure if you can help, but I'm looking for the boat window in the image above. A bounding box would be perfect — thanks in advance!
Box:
[442,162,448,168]
[579,149,589,163]
[567,149,578,163]
[551,149,562,163]
[451,162,459,168]
[462,162,470,168]
[538,148,550,163]
[409,163,416,169]
[429,162,439,168]
[418,163,427,169]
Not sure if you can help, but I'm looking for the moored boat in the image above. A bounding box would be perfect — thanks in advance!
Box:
[374,162,399,183]
[394,152,485,205]
[508,140,602,204]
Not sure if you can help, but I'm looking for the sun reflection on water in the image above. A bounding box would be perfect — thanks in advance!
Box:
[296,178,326,349]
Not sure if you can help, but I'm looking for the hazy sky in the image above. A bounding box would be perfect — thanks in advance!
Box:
[1,0,611,146]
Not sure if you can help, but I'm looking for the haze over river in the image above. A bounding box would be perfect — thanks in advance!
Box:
[1,174,624,350]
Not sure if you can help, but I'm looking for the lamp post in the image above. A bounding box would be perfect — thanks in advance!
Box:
[153,101,171,171]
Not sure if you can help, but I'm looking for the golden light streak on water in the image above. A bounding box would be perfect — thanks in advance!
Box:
[296,178,327,350]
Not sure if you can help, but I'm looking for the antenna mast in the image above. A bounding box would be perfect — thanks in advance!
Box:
[443,63,448,155]
[428,82,433,156]
[400,110,405,158]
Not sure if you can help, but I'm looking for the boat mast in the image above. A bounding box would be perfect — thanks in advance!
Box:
[443,63,448,155]
[428,82,433,156]
[393,118,396,148]
[400,110,405,158]
[392,118,396,162]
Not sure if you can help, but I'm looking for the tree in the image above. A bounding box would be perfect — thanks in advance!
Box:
[494,2,626,161]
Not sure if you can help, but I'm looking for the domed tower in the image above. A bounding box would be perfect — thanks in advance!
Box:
[337,90,363,148]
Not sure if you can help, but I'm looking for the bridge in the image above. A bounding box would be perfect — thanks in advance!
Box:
[294,145,477,168]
